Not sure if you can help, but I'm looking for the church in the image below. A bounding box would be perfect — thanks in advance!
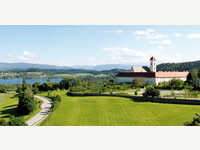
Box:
[116,57,189,85]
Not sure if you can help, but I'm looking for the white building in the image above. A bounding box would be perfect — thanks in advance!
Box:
[116,56,189,85]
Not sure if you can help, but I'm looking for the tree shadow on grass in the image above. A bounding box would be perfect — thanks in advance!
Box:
[3,104,18,109]
[0,106,21,119]
[11,95,18,99]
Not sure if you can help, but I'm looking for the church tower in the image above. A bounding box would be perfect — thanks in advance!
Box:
[150,56,156,72]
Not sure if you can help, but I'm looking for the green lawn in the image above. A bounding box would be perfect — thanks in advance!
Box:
[0,93,41,121]
[41,91,200,126]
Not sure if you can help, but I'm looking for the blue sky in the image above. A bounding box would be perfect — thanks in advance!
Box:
[0,25,200,66]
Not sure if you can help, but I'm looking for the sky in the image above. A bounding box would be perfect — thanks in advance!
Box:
[0,25,200,66]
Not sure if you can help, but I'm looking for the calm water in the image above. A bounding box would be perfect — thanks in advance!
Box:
[0,78,63,84]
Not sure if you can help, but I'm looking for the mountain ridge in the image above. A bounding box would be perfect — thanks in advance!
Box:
[0,60,199,71]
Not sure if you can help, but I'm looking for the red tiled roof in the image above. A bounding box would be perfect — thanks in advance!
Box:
[116,72,189,78]
[116,72,155,78]
[155,72,189,78]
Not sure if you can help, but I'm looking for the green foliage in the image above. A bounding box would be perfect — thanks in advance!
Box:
[0,119,8,126]
[157,81,170,89]
[32,86,39,94]
[8,116,27,126]
[198,69,200,79]
[169,79,185,90]
[0,87,7,93]
[156,79,185,90]
[143,86,160,98]
[184,113,200,126]
[135,88,140,96]
[186,71,200,90]
[59,77,81,90]
[157,61,200,72]
[17,77,36,115]
[48,93,62,111]
[59,78,70,90]
[132,78,146,88]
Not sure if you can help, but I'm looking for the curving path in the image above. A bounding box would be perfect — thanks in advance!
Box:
[26,96,52,126]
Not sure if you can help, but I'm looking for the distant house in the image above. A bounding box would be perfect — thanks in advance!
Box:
[116,57,189,85]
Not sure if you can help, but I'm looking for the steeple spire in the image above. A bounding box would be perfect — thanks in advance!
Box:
[150,56,156,72]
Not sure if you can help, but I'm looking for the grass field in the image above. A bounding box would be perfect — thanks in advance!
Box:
[0,93,41,121]
[41,91,200,126]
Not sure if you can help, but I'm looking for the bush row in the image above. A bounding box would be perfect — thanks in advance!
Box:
[67,92,200,105]
[0,116,27,126]
[47,94,62,112]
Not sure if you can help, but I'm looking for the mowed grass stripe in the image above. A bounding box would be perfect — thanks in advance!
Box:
[41,95,200,126]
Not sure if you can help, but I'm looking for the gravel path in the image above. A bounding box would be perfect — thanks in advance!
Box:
[26,96,52,126]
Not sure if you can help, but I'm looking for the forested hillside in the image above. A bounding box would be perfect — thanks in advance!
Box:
[157,60,200,72]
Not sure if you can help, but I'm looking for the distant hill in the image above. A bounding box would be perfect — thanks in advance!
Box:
[72,64,132,71]
[0,60,200,73]
[0,63,133,71]
[157,60,200,72]
[0,63,72,71]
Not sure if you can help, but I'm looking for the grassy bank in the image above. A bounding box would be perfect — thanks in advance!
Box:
[41,91,200,126]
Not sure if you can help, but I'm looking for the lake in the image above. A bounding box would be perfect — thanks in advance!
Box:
[0,78,63,84]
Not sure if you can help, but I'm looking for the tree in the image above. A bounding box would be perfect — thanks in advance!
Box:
[169,79,184,90]
[184,113,200,126]
[17,82,36,115]
[59,77,81,90]
[198,69,200,79]
[135,88,140,96]
[143,86,160,98]
[0,87,7,93]
[132,78,145,88]
[22,76,28,91]
[60,78,72,90]
[32,82,41,94]
[8,116,27,126]
[186,71,200,90]
[0,119,8,126]
[32,86,39,94]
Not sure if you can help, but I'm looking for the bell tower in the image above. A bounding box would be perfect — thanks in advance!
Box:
[150,56,156,72]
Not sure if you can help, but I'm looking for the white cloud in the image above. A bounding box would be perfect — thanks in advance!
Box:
[104,30,123,33]
[135,28,168,40]
[23,51,36,58]
[102,47,189,65]
[162,40,172,45]
[103,47,149,64]
[149,40,172,46]
[187,33,200,39]
[175,33,181,37]
[15,51,38,62]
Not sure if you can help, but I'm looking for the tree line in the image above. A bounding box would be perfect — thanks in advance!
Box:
[157,60,200,72]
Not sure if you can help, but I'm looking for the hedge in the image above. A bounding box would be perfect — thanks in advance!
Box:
[67,92,200,105]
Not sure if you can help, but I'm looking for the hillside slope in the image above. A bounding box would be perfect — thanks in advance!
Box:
[157,60,200,72]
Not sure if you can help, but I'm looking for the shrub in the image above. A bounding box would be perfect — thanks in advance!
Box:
[132,78,146,88]
[8,116,27,126]
[48,94,62,111]
[0,119,8,126]
[0,87,7,93]
[135,88,140,96]
[32,87,39,94]
[169,79,185,90]
[184,113,200,126]
[143,86,160,98]
[156,81,170,89]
